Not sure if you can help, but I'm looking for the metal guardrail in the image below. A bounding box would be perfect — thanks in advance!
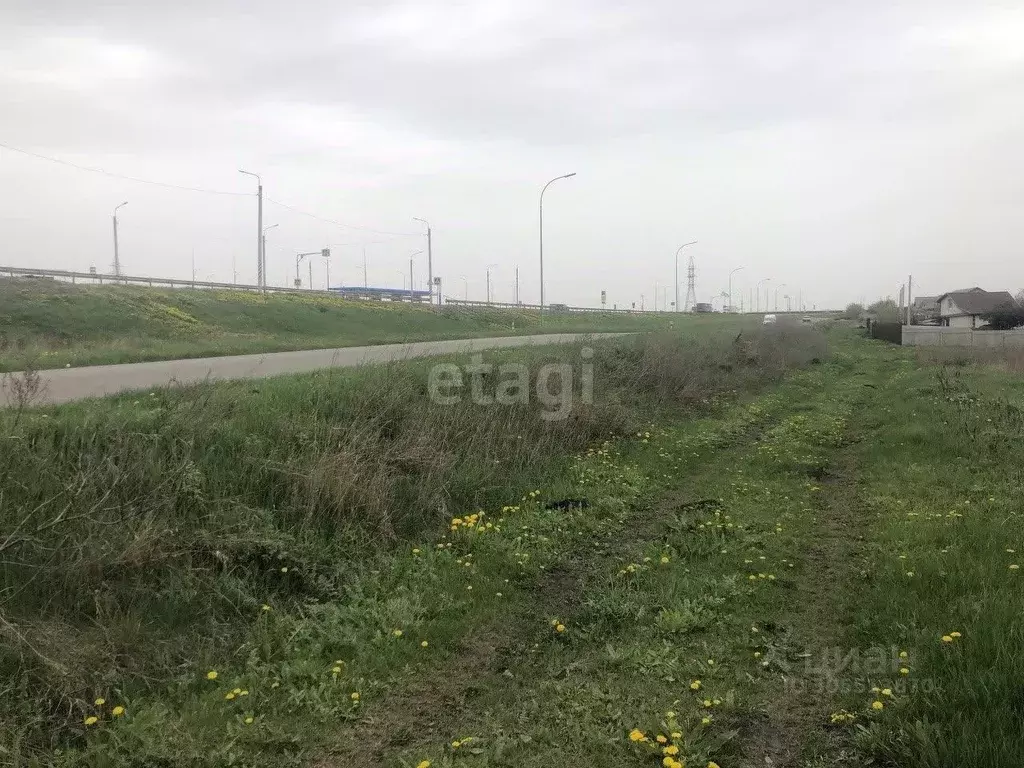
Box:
[1,266,837,315]
[0,266,435,302]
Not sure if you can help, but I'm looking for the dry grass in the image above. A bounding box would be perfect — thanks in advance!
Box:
[914,345,1024,374]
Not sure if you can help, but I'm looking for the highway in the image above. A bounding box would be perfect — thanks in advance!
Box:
[1,333,629,407]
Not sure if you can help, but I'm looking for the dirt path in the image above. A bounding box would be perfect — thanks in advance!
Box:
[735,372,888,767]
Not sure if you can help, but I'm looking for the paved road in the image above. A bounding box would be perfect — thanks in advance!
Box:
[1,333,629,407]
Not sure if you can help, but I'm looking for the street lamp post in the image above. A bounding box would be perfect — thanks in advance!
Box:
[674,241,698,312]
[238,170,263,290]
[409,250,423,301]
[485,263,498,304]
[112,201,128,277]
[461,276,468,301]
[756,278,771,313]
[261,224,278,287]
[539,172,576,310]
[413,218,433,306]
[728,266,745,313]
[774,283,787,312]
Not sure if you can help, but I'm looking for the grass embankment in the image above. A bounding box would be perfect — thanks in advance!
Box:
[1,326,821,766]
[6,329,1023,768]
[0,279,699,371]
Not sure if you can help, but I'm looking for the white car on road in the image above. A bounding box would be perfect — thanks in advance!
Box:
[762,314,777,325]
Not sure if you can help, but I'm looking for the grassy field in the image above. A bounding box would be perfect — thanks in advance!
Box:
[0,279,697,371]
[4,326,1024,767]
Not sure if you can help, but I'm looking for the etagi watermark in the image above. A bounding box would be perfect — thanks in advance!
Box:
[427,348,594,421]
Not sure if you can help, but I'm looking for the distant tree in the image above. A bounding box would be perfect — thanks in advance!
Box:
[1015,289,1024,307]
[867,298,901,323]
[979,302,1024,330]
[842,302,864,320]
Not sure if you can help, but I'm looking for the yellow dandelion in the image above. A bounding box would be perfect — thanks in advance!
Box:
[393,629,403,637]
[416,762,431,768]
[206,670,218,680]
[556,624,566,633]
[421,641,429,648]
[899,651,908,659]
[871,700,884,710]
[900,667,910,675]
[244,716,254,725]
[111,706,125,717]
[350,692,360,701]
[663,744,679,755]
[656,734,667,744]
[690,679,702,690]
[950,631,962,638]
[84,716,98,726]
[941,635,953,643]
[94,698,105,706]
[225,692,235,700]
[261,604,271,611]
[628,728,646,742]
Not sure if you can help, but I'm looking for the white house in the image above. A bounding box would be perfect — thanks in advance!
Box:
[936,288,1015,328]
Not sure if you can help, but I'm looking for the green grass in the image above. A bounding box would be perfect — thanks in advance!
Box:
[0,279,719,371]
[0,325,822,766]
[6,327,1023,767]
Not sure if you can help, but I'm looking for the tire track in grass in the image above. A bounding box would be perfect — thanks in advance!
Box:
[728,352,893,768]
[336,364,858,768]
[318,387,799,767]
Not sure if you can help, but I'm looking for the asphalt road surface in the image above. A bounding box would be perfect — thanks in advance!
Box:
[1,333,629,407]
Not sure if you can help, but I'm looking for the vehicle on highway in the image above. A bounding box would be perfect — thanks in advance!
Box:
[801,316,812,323]
[762,313,777,325]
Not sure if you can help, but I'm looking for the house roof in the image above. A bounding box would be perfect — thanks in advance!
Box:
[937,289,1015,316]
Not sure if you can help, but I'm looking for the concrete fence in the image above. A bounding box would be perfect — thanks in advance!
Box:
[902,326,1024,348]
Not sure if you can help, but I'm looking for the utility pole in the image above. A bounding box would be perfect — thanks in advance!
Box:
[191,248,196,286]
[907,274,912,325]
[414,218,434,306]
[515,266,520,304]
[409,257,414,301]
[308,260,313,290]
[112,201,128,277]
[324,249,331,291]
[238,170,263,289]
[232,254,237,285]
[261,224,278,287]
[363,247,368,288]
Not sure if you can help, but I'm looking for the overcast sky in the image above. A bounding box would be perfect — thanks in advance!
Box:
[2,1,1023,309]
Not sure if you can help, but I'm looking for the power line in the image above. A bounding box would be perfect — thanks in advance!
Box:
[264,197,418,238]
[1,139,420,240]
[0,140,252,196]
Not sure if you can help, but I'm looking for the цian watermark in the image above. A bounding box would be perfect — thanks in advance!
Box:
[427,348,594,421]
[777,646,937,695]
